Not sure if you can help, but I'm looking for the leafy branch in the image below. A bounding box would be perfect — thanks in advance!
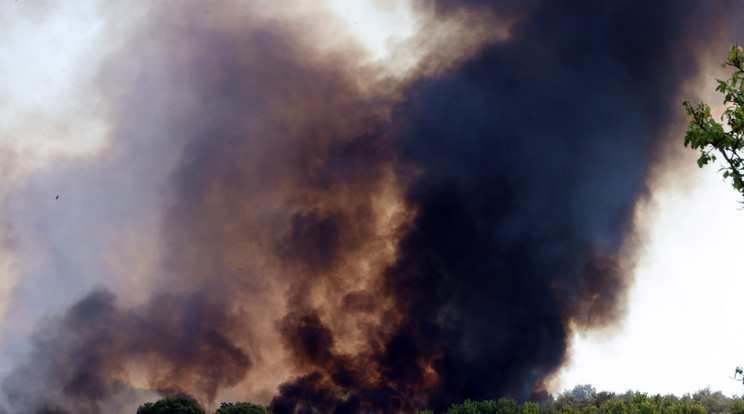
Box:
[683,43,744,200]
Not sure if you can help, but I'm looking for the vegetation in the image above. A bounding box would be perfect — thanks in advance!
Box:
[138,387,742,414]
[136,395,206,414]
[416,386,742,414]
[683,43,744,200]
[136,398,272,414]
[214,402,272,414]
[683,42,744,382]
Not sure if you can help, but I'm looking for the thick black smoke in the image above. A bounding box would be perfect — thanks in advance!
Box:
[380,0,684,406]
[0,0,737,413]
[270,1,732,412]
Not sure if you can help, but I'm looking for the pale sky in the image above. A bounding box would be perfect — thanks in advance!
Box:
[557,161,744,397]
[2,0,744,403]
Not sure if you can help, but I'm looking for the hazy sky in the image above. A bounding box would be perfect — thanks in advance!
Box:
[2,1,744,411]
[559,157,744,397]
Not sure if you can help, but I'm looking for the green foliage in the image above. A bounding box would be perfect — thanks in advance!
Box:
[650,393,679,413]
[683,43,744,200]
[729,400,744,414]
[630,392,649,406]
[555,393,581,411]
[524,402,542,414]
[600,400,628,414]
[560,406,581,414]
[214,402,273,414]
[497,398,521,414]
[632,399,656,414]
[692,387,731,414]
[416,388,740,414]
[542,406,559,414]
[135,396,206,414]
[447,398,495,414]
[581,405,599,414]
[444,398,526,414]
[555,384,600,411]
[572,385,598,401]
[594,392,618,408]
[671,401,706,414]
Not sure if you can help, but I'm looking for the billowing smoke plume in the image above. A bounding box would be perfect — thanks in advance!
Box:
[0,0,737,413]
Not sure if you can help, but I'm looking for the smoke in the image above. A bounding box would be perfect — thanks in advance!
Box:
[2,290,248,413]
[0,0,737,413]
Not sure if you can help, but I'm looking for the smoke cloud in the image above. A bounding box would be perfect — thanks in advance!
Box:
[0,0,738,413]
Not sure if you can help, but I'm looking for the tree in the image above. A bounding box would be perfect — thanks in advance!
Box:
[571,385,597,401]
[496,397,521,414]
[683,44,744,200]
[214,402,273,414]
[650,394,679,414]
[594,392,618,408]
[692,387,731,414]
[446,398,497,414]
[672,401,706,414]
[554,384,599,411]
[729,400,744,414]
[554,394,581,411]
[600,400,628,414]
[524,401,543,414]
[135,396,206,414]
[631,400,657,414]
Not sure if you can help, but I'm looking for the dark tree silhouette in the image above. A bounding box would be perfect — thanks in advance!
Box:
[135,396,206,414]
[214,402,272,414]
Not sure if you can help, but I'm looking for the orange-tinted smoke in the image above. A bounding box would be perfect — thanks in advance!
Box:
[2,1,742,414]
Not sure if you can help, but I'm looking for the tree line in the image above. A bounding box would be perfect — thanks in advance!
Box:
[419,385,744,414]
[135,385,744,414]
[136,397,270,414]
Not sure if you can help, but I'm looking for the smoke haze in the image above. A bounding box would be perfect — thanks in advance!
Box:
[0,0,738,413]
